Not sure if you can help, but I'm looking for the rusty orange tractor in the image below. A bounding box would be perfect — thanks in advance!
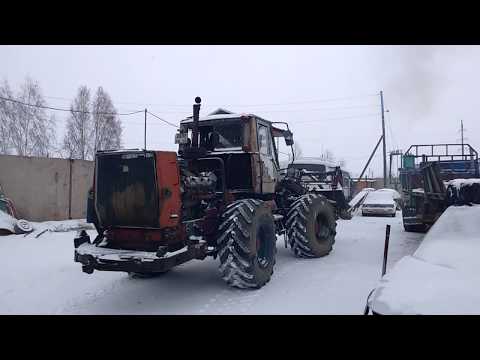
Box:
[74,97,342,288]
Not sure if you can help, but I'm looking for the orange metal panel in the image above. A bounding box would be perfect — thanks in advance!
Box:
[155,151,181,228]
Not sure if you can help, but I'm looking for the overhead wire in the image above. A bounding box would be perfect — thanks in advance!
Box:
[242,104,379,114]
[292,113,381,124]
[213,93,380,108]
[3,91,382,137]
[0,95,144,116]
[44,92,379,109]
[146,111,179,128]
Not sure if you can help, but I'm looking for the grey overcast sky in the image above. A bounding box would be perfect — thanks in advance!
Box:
[1,45,479,177]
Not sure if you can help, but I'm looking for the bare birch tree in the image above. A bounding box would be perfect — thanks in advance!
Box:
[62,86,93,159]
[4,78,56,157]
[91,86,122,154]
[0,80,15,154]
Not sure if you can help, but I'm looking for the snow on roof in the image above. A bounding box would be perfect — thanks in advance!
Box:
[348,188,375,208]
[375,188,401,199]
[411,188,424,195]
[208,108,234,115]
[363,191,396,205]
[292,157,339,168]
[181,113,244,123]
[180,111,271,124]
[370,205,480,314]
[446,178,480,190]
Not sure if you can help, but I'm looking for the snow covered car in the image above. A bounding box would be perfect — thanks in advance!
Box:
[375,188,402,209]
[361,191,397,217]
[367,204,480,315]
[0,209,33,235]
[0,192,33,235]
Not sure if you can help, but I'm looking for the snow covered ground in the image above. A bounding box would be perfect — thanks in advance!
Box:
[0,212,423,314]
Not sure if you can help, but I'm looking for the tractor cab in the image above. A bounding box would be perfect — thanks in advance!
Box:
[175,106,294,195]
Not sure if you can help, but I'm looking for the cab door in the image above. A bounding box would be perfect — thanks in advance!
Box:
[257,121,279,193]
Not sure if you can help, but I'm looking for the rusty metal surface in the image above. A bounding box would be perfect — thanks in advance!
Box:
[155,152,182,228]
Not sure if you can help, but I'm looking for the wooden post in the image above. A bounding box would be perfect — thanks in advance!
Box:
[382,224,391,276]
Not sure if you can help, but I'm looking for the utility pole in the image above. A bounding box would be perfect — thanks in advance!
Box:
[144,109,147,150]
[358,135,384,182]
[380,91,387,188]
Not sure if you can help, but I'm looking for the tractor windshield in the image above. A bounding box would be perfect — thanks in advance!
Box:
[198,121,244,150]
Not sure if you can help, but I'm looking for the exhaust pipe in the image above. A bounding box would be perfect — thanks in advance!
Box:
[192,97,201,148]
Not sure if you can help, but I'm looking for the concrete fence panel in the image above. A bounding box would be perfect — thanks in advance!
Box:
[0,154,94,221]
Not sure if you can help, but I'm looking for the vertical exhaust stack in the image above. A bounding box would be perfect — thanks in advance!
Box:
[192,97,201,148]
[181,96,206,159]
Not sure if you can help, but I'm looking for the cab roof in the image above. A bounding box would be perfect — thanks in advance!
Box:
[179,108,292,138]
[180,108,271,124]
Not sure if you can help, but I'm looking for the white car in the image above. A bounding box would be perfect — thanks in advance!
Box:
[361,191,397,217]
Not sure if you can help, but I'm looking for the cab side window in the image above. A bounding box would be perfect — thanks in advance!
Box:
[258,125,271,156]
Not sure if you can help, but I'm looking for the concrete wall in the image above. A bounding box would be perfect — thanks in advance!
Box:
[0,154,94,221]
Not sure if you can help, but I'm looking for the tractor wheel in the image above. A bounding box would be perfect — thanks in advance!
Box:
[286,194,337,258]
[216,199,277,289]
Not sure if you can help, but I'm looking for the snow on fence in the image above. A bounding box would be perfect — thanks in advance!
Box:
[0,154,93,221]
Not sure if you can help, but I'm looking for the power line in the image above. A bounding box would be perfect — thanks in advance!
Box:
[243,104,379,114]
[44,95,192,115]
[6,91,380,128]
[292,113,381,124]
[45,93,379,109]
[48,99,377,115]
[386,118,398,152]
[386,110,400,151]
[217,94,379,108]
[147,111,179,128]
[0,95,144,116]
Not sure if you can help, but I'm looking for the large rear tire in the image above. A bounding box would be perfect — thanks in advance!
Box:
[217,199,277,289]
[286,194,337,258]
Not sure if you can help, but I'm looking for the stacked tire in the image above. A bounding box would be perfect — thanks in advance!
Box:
[446,181,480,206]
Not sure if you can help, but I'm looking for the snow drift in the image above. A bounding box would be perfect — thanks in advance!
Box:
[369,204,480,314]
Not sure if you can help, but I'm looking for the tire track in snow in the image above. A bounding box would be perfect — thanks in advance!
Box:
[194,245,303,315]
